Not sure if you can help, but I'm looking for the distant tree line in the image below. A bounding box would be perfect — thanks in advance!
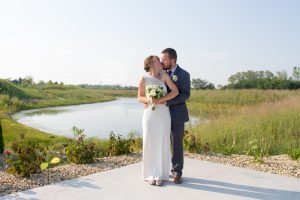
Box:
[191,78,215,90]
[80,84,137,90]
[5,66,300,91]
[191,66,300,90]
[224,66,300,89]
[5,76,137,90]
[10,76,64,86]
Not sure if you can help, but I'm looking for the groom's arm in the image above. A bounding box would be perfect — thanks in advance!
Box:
[166,72,190,106]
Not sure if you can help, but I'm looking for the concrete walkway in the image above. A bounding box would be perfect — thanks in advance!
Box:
[2,158,300,200]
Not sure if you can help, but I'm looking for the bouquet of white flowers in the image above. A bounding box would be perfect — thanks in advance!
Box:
[146,85,166,110]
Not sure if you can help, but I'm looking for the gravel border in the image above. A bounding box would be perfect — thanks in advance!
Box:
[1,152,299,196]
[185,152,300,179]
[0,153,142,196]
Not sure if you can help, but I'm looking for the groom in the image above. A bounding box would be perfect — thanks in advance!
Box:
[161,48,190,184]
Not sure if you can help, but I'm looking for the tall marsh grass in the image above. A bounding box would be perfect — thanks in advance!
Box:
[187,89,300,156]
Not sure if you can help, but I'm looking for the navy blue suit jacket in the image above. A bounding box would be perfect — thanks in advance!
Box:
[166,65,190,124]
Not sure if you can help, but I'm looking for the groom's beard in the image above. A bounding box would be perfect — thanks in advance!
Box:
[163,64,171,70]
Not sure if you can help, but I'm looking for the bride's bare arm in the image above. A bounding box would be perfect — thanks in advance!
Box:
[154,74,179,104]
[138,77,150,104]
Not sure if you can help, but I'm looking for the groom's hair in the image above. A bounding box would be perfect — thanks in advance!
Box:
[162,48,177,62]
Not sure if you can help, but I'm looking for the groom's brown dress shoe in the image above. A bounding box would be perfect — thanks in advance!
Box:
[173,176,182,184]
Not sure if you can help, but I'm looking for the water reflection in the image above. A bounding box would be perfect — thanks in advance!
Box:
[22,109,71,116]
[186,117,209,127]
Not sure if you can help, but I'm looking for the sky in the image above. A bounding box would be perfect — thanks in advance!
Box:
[0,0,299,86]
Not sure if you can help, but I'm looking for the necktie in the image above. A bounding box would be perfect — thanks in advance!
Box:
[168,70,172,76]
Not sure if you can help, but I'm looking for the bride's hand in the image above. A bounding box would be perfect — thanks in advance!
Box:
[149,97,153,104]
[159,101,166,105]
[151,98,159,104]
[152,98,166,105]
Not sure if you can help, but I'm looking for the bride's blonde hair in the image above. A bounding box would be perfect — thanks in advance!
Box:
[144,55,159,72]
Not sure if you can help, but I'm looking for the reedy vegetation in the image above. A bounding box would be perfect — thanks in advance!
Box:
[186,89,300,159]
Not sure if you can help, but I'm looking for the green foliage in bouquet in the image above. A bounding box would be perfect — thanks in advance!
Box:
[146,85,165,99]
[146,85,166,110]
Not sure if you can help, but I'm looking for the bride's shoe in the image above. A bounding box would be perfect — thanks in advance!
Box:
[149,180,156,185]
[155,180,163,186]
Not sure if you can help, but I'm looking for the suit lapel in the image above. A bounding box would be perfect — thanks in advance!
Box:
[167,65,181,93]
[173,66,181,86]
[174,65,182,76]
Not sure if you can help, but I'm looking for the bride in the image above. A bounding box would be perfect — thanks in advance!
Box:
[138,55,179,186]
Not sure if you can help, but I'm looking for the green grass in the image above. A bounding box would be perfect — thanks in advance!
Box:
[187,89,300,156]
[187,89,298,119]
[1,117,69,151]
[0,79,32,99]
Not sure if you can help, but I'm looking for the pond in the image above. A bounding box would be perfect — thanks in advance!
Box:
[13,98,199,138]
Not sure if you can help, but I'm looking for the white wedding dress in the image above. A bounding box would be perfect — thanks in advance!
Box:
[142,74,171,181]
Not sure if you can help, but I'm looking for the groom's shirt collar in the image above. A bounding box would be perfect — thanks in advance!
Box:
[169,64,178,76]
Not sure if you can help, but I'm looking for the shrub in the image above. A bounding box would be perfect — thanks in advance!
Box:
[287,147,300,160]
[221,136,237,156]
[0,120,4,154]
[5,134,47,177]
[108,132,132,156]
[65,127,96,164]
[0,79,31,99]
[222,145,237,156]
[183,131,203,153]
[127,132,142,153]
[0,95,21,112]
[246,140,264,163]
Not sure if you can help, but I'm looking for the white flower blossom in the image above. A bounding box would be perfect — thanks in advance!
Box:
[172,75,178,82]
[145,85,166,110]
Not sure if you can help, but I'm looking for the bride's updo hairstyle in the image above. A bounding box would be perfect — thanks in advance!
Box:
[144,55,155,72]
[144,55,159,72]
